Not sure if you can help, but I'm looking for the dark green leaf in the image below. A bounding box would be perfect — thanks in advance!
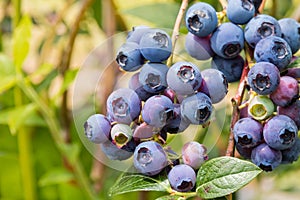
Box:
[123,3,180,29]
[109,172,171,196]
[39,168,75,187]
[196,156,262,199]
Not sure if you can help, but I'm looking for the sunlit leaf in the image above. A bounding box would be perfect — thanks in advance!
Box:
[109,172,170,196]
[12,15,32,70]
[196,156,262,199]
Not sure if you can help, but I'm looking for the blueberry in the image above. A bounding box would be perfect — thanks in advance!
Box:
[106,88,141,125]
[185,32,214,60]
[210,22,244,59]
[139,28,172,62]
[166,61,202,96]
[127,25,150,44]
[211,55,244,83]
[133,122,159,140]
[181,92,212,125]
[199,69,228,104]
[133,141,168,176]
[100,140,133,161]
[116,42,144,72]
[270,76,299,107]
[233,117,263,148]
[129,72,156,101]
[236,143,253,160]
[248,95,275,121]
[251,143,282,172]
[110,123,133,148]
[139,62,169,94]
[185,2,217,37]
[278,18,300,54]
[84,114,111,143]
[182,141,208,169]
[278,100,300,129]
[227,0,255,25]
[263,115,298,150]
[244,14,282,48]
[163,104,190,134]
[254,36,292,71]
[281,137,300,164]
[168,164,196,192]
[247,62,280,95]
[142,95,174,128]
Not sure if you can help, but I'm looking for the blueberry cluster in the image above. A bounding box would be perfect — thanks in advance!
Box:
[83,22,230,192]
[82,0,300,194]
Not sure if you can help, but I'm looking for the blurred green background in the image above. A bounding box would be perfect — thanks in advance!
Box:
[1,0,300,199]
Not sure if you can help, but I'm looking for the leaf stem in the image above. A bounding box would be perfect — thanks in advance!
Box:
[17,78,98,200]
[167,0,189,66]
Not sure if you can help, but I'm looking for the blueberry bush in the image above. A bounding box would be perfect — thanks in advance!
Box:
[1,0,300,200]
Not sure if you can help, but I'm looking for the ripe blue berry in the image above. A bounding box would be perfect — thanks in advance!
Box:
[251,143,282,172]
[247,62,280,95]
[116,42,144,72]
[244,14,282,48]
[139,29,172,62]
[185,32,214,60]
[210,22,244,59]
[185,2,218,37]
[278,18,300,54]
[227,0,255,25]
[181,92,212,125]
[211,55,244,83]
[163,104,190,134]
[84,114,111,143]
[142,95,174,128]
[168,164,196,192]
[139,62,169,94]
[199,69,228,104]
[166,61,202,96]
[182,141,208,169]
[278,100,300,129]
[270,76,299,107]
[106,88,141,125]
[129,72,155,101]
[127,25,150,44]
[248,95,275,121]
[281,137,300,164]
[263,115,298,150]
[100,140,133,161]
[254,36,292,71]
[133,141,168,176]
[233,117,263,148]
[236,143,253,160]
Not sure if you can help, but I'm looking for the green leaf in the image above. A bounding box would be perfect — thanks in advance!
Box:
[0,53,15,76]
[0,76,16,94]
[196,156,262,199]
[59,143,81,164]
[124,3,180,29]
[0,104,46,131]
[109,172,171,196]
[12,15,32,70]
[39,168,75,187]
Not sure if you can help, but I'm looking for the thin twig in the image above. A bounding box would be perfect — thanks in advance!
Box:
[59,0,95,144]
[259,0,267,13]
[167,0,189,66]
